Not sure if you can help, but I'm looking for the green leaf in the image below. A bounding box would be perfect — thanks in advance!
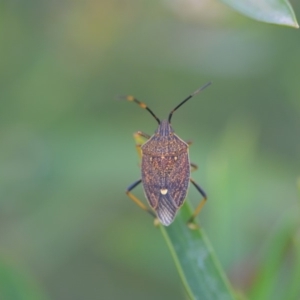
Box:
[160,202,236,300]
[220,0,299,28]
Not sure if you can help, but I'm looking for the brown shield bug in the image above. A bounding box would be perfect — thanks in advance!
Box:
[122,82,212,226]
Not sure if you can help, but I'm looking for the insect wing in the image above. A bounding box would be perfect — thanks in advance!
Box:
[166,151,190,207]
[140,154,160,209]
[141,151,190,226]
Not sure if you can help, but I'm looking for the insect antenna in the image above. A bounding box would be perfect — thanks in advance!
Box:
[120,95,160,124]
[168,82,212,123]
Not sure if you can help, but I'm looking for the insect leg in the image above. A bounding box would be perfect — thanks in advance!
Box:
[134,131,150,159]
[190,163,198,172]
[136,131,151,139]
[185,139,193,146]
[126,179,156,218]
[187,178,207,226]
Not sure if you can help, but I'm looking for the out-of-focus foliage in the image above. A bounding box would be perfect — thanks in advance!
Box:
[0,260,48,300]
[1,1,300,299]
[249,208,300,300]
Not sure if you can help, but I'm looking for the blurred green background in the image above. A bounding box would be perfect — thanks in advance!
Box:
[1,1,300,299]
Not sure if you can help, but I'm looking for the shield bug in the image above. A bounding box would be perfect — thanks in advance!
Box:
[122,82,212,226]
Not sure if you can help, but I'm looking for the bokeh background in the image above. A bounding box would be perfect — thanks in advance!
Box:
[1,1,300,299]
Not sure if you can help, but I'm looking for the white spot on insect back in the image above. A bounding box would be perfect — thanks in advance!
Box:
[160,189,168,195]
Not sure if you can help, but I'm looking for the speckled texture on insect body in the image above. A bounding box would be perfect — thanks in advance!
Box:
[141,120,190,226]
